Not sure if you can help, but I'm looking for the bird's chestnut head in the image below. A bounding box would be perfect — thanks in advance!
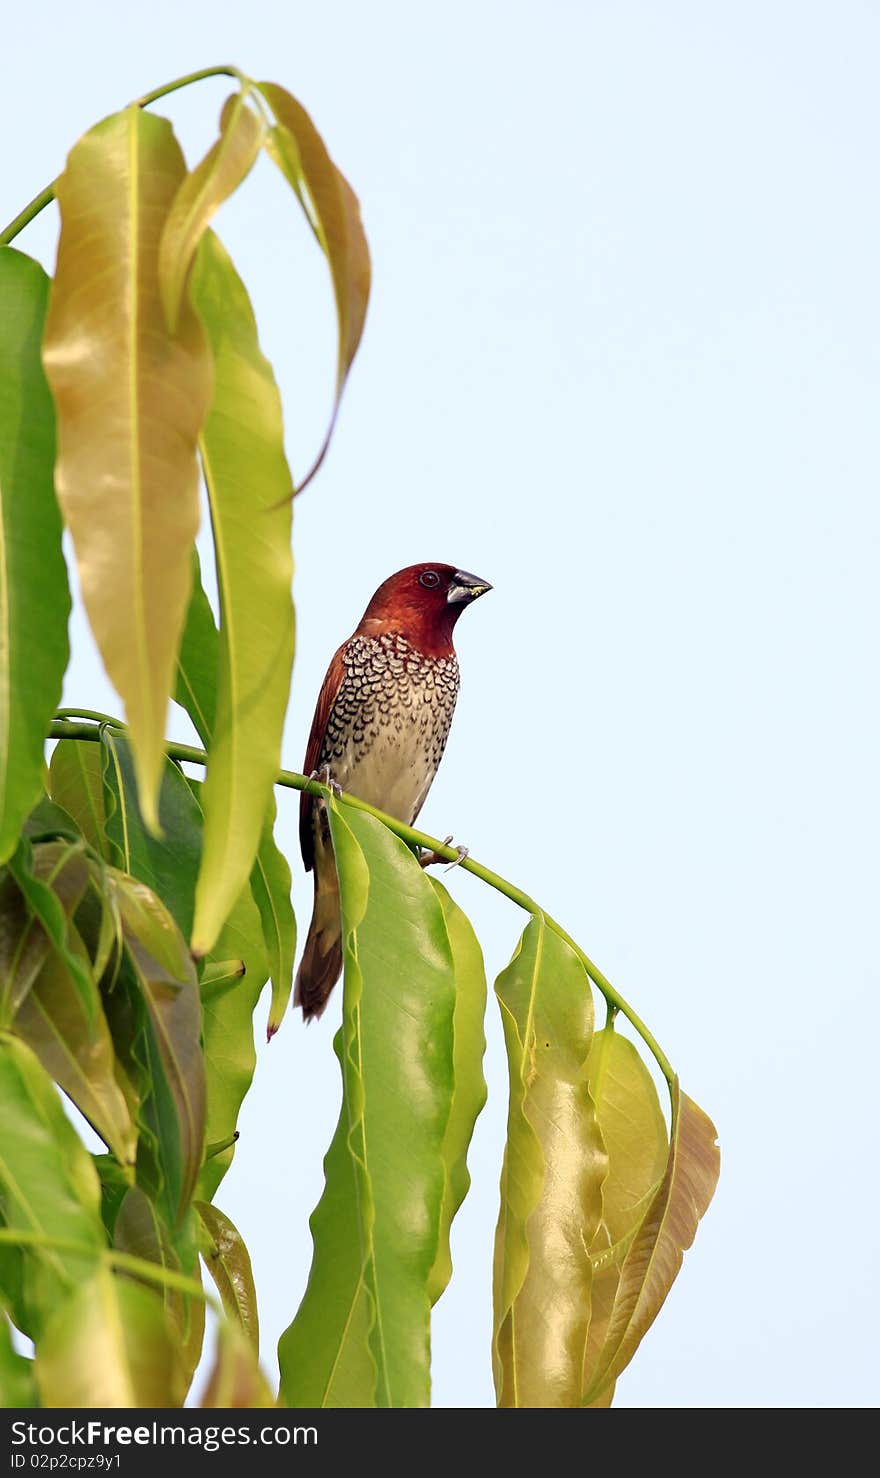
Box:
[358,563,492,655]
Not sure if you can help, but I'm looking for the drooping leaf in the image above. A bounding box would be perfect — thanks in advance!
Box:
[492,916,607,1408]
[581,1027,668,1398]
[114,1188,203,1386]
[159,92,263,332]
[254,800,296,1039]
[195,1201,259,1351]
[0,1314,38,1406]
[0,868,51,1027]
[34,1265,185,1407]
[0,1033,103,1339]
[22,794,82,846]
[48,738,108,857]
[92,1154,132,1240]
[176,561,296,1035]
[200,1320,274,1409]
[582,1081,720,1404]
[187,230,294,956]
[175,548,219,741]
[110,871,205,1225]
[101,726,202,939]
[42,106,212,829]
[5,838,94,1022]
[13,923,137,1168]
[278,800,456,1409]
[195,871,268,1204]
[0,248,69,864]
[258,81,371,490]
[427,880,488,1305]
[587,1028,668,1245]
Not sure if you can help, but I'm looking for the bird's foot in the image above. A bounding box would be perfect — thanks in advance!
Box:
[419,836,469,871]
[310,765,342,799]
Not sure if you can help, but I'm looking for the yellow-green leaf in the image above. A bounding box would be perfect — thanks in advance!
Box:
[581,1027,668,1399]
[159,92,263,332]
[35,1265,185,1407]
[0,248,69,864]
[14,926,136,1168]
[427,880,488,1305]
[587,1029,668,1245]
[200,1320,274,1408]
[583,1082,720,1403]
[258,81,371,490]
[42,107,212,829]
[188,231,294,955]
[492,916,607,1408]
[195,1201,259,1352]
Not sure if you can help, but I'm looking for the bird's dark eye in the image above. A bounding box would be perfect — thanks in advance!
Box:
[419,570,441,589]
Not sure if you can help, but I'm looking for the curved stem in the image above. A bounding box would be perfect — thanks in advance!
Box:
[0,64,245,246]
[47,717,676,1085]
[54,706,125,727]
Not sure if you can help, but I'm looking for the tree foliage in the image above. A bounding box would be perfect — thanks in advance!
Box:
[0,65,718,1409]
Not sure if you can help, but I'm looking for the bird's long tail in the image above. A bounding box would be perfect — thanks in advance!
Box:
[294,848,343,1022]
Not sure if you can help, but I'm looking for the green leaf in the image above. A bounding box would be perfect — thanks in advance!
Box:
[111,871,205,1225]
[159,92,263,332]
[195,873,268,1203]
[48,739,108,857]
[176,557,296,1034]
[426,880,488,1305]
[278,801,456,1409]
[255,800,296,1039]
[0,248,70,865]
[492,916,607,1408]
[195,1201,259,1351]
[42,107,212,829]
[34,1265,185,1407]
[92,1154,132,1240]
[0,1033,103,1339]
[200,1320,274,1408]
[258,81,371,489]
[6,839,94,1023]
[582,1081,720,1404]
[0,1315,38,1407]
[22,794,82,846]
[13,923,137,1167]
[175,548,218,742]
[581,1027,668,1398]
[187,230,294,956]
[101,726,202,939]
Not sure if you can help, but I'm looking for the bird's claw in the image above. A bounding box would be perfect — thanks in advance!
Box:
[419,836,469,871]
[310,765,342,799]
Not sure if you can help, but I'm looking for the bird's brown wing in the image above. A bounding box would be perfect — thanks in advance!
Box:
[299,642,348,871]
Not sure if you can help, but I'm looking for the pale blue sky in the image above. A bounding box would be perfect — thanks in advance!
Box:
[7,1,879,1408]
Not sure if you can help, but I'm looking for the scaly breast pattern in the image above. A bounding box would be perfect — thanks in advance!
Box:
[317,632,460,826]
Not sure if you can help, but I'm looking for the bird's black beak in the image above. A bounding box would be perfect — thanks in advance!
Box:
[447,569,493,604]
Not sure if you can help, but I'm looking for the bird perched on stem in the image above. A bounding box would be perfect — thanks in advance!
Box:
[295,562,492,1020]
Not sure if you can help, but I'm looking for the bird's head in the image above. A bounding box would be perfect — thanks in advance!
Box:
[358,563,492,655]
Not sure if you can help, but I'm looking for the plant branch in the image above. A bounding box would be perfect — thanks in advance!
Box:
[0,64,245,246]
[48,715,676,1086]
